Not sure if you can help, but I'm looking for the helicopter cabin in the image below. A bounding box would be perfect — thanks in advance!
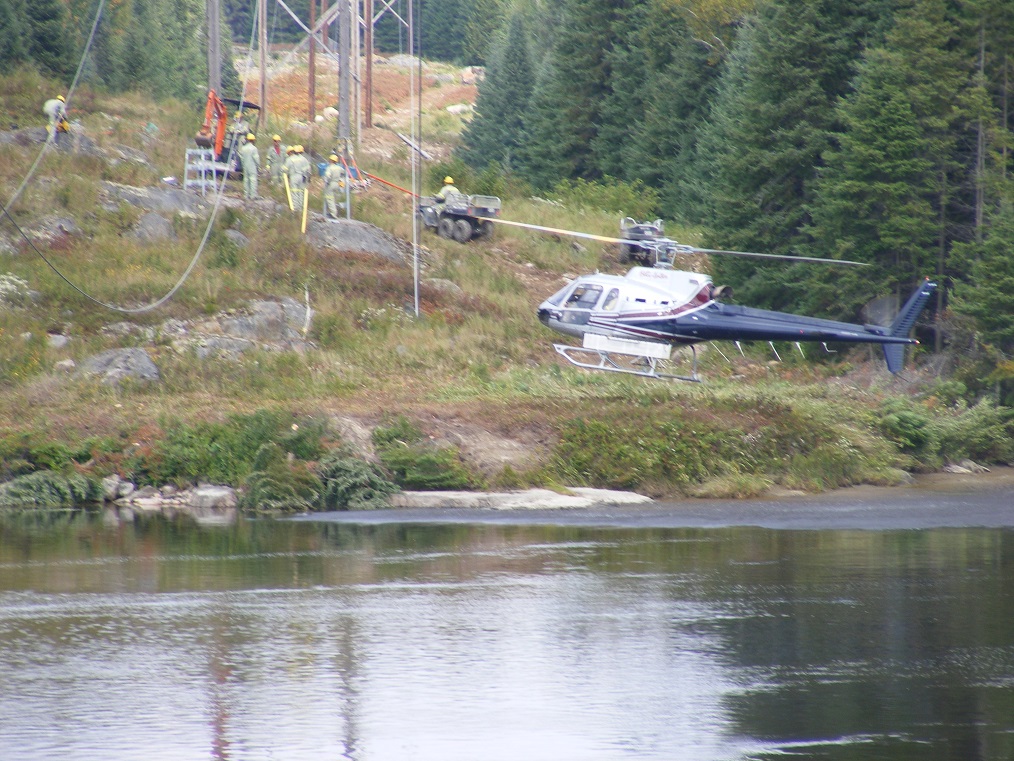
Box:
[624,267,713,308]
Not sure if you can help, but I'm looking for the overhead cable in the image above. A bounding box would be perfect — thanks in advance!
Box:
[3,1,261,313]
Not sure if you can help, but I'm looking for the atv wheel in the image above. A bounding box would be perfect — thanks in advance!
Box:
[453,219,474,243]
[478,220,494,239]
[438,217,454,238]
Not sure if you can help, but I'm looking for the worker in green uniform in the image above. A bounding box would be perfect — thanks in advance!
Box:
[323,154,346,219]
[286,145,312,211]
[238,133,260,200]
[265,134,286,185]
[43,95,66,142]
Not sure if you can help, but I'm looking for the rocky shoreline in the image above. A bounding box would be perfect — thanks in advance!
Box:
[101,472,654,523]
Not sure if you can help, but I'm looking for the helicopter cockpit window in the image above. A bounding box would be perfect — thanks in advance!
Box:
[602,288,620,311]
[565,285,603,309]
[545,283,572,307]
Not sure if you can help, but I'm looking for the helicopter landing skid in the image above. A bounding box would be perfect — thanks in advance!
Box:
[552,343,701,383]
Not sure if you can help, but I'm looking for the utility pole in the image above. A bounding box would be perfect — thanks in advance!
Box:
[338,0,351,142]
[259,0,268,123]
[207,0,222,93]
[309,0,317,120]
[364,0,373,127]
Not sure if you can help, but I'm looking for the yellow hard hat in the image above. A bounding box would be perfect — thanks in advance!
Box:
[246,133,256,141]
[272,134,281,141]
[295,145,304,153]
[329,154,339,162]
[57,95,65,102]
[443,176,454,184]
[286,146,295,153]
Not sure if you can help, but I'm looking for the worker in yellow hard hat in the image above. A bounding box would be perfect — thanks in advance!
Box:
[266,134,287,185]
[435,175,459,205]
[43,95,67,142]
[238,132,260,200]
[286,145,312,211]
[323,153,346,219]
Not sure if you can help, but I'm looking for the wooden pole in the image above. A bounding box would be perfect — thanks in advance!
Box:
[207,0,222,93]
[338,0,351,141]
[258,0,268,124]
[364,0,373,128]
[309,0,317,121]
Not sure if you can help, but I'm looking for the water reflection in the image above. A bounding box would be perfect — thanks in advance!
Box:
[0,512,1013,760]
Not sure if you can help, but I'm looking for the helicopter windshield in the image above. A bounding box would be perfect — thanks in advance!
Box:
[563,284,603,309]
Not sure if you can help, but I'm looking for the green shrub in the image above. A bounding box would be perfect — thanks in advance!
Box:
[240,443,323,513]
[783,443,870,492]
[372,416,481,490]
[880,405,932,453]
[127,409,329,486]
[377,443,477,490]
[0,470,101,508]
[317,452,398,510]
[930,401,1014,465]
[550,177,660,218]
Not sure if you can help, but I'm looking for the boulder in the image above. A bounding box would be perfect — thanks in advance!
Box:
[101,180,209,216]
[26,215,80,243]
[307,217,411,263]
[223,229,250,248]
[188,485,238,509]
[79,347,161,386]
[129,212,176,242]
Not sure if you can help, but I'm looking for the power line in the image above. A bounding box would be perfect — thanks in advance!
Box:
[1,0,108,217]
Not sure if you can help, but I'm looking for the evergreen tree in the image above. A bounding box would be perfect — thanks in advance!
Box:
[804,48,936,318]
[516,53,570,189]
[625,1,724,222]
[589,0,647,181]
[0,0,28,72]
[25,0,74,77]
[461,0,509,64]
[699,0,895,310]
[517,0,625,187]
[953,197,1014,354]
[458,13,533,171]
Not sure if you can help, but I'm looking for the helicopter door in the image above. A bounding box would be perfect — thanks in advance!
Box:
[561,284,603,324]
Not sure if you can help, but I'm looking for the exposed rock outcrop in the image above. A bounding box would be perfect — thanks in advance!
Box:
[79,347,161,386]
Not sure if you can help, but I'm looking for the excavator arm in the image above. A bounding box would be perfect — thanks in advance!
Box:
[195,89,228,159]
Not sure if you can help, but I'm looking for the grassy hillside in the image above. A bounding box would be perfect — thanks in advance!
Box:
[2,63,1013,506]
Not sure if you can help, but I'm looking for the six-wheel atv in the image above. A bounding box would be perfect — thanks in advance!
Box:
[419,193,501,243]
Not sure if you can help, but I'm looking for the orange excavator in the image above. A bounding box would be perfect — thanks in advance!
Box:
[195,90,229,159]
[194,90,261,171]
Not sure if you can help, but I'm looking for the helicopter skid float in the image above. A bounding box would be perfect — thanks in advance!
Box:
[491,215,940,381]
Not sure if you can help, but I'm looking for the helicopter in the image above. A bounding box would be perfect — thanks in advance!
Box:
[493,218,938,382]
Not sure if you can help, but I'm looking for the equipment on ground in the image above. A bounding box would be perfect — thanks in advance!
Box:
[521,220,936,381]
[619,217,666,265]
[418,192,501,243]
[191,91,262,177]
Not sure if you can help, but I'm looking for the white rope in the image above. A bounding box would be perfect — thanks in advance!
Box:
[1,0,107,216]
[3,2,261,314]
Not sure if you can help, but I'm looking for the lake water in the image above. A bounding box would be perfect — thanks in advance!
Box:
[1,498,1013,761]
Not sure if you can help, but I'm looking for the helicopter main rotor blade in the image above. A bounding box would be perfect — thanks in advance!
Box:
[691,247,868,267]
[490,217,630,244]
[492,218,869,267]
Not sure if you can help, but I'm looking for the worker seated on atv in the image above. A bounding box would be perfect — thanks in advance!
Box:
[434,176,459,204]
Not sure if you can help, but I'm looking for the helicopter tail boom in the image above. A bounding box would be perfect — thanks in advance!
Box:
[882,279,937,373]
